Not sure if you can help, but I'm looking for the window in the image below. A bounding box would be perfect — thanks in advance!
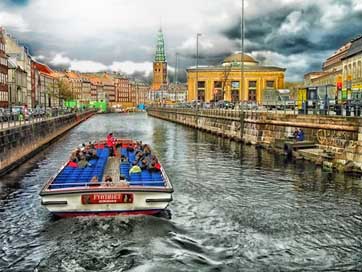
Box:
[214,81,222,88]
[266,80,275,88]
[248,80,257,101]
[197,81,205,89]
[231,81,240,89]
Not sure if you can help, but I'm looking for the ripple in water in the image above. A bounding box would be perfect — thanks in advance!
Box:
[0,113,361,271]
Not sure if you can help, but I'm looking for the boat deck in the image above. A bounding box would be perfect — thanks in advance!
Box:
[48,146,166,190]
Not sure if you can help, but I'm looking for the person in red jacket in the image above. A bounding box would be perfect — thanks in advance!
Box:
[106,133,115,156]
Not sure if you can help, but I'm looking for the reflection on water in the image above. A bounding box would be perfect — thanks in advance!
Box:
[0,113,361,271]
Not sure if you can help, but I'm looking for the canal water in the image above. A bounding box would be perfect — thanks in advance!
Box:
[0,113,361,272]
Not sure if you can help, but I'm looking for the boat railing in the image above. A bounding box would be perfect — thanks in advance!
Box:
[48,180,167,190]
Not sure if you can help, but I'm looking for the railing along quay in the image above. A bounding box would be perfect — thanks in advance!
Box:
[0,108,94,131]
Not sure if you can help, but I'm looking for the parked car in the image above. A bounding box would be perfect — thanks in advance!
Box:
[215,100,234,109]
[0,108,7,122]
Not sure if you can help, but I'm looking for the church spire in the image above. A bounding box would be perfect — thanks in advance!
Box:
[155,28,166,62]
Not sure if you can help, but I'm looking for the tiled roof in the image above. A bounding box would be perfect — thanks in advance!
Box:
[34,61,53,75]
[66,71,80,79]
[343,36,362,59]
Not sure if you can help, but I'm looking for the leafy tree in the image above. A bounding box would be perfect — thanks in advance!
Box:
[57,79,74,101]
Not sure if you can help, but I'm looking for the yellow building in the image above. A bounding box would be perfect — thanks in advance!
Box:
[342,36,362,89]
[187,53,285,103]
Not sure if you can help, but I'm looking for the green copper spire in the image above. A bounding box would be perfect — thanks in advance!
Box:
[155,28,166,62]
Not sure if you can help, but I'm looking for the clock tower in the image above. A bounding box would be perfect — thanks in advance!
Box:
[152,29,167,90]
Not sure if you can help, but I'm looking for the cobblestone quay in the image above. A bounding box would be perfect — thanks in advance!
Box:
[148,107,362,173]
[0,111,95,176]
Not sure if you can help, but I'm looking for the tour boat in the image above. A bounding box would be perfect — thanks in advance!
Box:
[39,139,173,218]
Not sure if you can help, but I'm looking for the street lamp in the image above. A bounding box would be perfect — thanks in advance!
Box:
[196,33,202,102]
[174,52,179,102]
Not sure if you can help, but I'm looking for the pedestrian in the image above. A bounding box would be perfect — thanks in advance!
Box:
[106,133,115,156]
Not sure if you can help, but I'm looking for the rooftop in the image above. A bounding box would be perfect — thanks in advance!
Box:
[223,52,258,65]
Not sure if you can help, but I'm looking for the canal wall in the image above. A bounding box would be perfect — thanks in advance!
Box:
[147,108,362,173]
[0,111,95,176]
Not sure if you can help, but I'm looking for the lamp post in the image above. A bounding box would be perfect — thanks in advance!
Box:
[174,52,179,102]
[241,0,245,103]
[196,33,202,103]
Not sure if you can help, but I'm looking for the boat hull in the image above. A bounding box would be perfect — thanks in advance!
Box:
[41,189,172,218]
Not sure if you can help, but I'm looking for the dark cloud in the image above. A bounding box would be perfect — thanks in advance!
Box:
[4,0,29,7]
[215,1,362,81]
[128,71,152,84]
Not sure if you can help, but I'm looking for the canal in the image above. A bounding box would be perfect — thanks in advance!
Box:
[0,113,361,271]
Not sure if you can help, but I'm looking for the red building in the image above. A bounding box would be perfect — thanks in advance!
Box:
[0,28,8,108]
[115,77,130,104]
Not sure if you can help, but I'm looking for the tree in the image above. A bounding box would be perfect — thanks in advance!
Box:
[57,79,74,101]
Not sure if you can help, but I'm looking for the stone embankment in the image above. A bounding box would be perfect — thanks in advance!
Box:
[0,110,95,176]
[148,107,362,174]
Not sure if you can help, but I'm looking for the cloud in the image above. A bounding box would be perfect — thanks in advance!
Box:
[1,0,362,82]
[110,61,153,75]
[48,53,154,77]
[50,53,71,66]
[0,11,28,32]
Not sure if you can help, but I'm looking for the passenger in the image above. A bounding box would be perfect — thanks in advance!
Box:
[140,159,148,170]
[129,162,142,174]
[78,156,91,168]
[104,175,113,186]
[126,143,134,152]
[89,176,100,187]
[154,161,161,171]
[105,175,113,182]
[107,133,116,156]
[143,144,151,155]
[68,161,78,168]
[297,129,305,141]
[293,128,299,140]
[148,161,157,172]
[119,175,129,187]
[135,151,145,162]
[69,152,78,163]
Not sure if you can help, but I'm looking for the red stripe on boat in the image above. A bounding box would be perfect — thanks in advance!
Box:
[53,210,161,218]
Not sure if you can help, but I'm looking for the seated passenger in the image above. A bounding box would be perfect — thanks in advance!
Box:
[135,151,145,162]
[89,176,100,187]
[120,155,128,163]
[143,144,151,155]
[103,175,113,186]
[127,144,134,152]
[129,162,142,174]
[297,129,305,141]
[68,161,78,168]
[69,152,78,163]
[140,159,149,170]
[78,156,91,168]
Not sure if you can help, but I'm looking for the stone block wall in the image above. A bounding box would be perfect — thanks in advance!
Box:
[0,111,94,175]
[148,108,362,163]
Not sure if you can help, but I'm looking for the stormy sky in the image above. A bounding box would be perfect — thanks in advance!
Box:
[0,0,361,82]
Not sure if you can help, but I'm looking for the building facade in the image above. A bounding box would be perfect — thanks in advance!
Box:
[34,61,59,108]
[101,75,115,103]
[187,53,285,103]
[4,33,33,107]
[114,76,132,107]
[152,29,168,91]
[80,76,91,104]
[342,36,362,90]
[304,40,351,89]
[0,28,8,108]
